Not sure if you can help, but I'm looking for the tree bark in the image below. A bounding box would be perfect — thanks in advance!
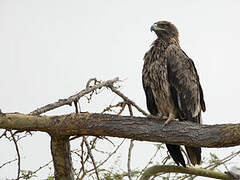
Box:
[50,135,74,180]
[1,112,240,148]
[140,165,232,180]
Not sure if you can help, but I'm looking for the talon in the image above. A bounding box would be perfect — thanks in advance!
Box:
[163,113,176,126]
[147,114,163,120]
[147,114,157,119]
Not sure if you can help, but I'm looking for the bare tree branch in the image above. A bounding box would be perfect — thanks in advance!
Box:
[127,104,134,180]
[137,145,161,179]
[0,130,7,139]
[0,158,17,169]
[10,131,21,180]
[29,77,119,115]
[108,85,149,116]
[89,138,125,171]
[1,113,240,148]
[83,136,100,180]
[140,165,232,180]
[128,139,134,180]
[182,150,240,180]
[1,76,240,180]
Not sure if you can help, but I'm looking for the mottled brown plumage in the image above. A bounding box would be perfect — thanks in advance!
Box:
[142,21,206,167]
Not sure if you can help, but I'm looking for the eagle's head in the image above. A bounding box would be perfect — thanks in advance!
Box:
[150,21,179,40]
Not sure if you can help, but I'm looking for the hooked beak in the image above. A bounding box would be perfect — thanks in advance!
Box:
[150,24,157,32]
[150,24,165,32]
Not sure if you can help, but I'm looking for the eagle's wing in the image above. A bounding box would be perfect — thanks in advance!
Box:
[166,44,205,165]
[166,44,205,123]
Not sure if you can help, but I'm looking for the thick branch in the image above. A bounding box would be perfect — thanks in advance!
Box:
[1,113,240,147]
[50,135,74,180]
[140,165,232,180]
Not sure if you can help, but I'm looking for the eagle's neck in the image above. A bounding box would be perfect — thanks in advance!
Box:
[143,37,179,64]
[153,37,179,48]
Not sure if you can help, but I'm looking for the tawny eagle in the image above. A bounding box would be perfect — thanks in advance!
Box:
[142,21,206,167]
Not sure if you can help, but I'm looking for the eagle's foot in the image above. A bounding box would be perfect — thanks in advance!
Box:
[147,114,165,121]
[163,113,177,126]
[147,114,158,119]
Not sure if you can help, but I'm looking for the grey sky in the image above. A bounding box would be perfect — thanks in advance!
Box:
[1,0,240,179]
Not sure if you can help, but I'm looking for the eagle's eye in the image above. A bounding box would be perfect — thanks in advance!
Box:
[161,23,168,27]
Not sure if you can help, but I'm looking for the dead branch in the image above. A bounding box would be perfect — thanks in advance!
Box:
[127,104,134,180]
[1,113,240,148]
[108,85,149,116]
[19,160,53,179]
[10,131,21,180]
[182,150,240,179]
[127,139,134,180]
[88,138,125,171]
[1,77,240,180]
[0,158,17,169]
[83,136,100,180]
[29,77,119,115]
[139,165,232,180]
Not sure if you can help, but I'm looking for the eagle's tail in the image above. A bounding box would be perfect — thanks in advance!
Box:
[185,146,201,166]
[166,144,186,167]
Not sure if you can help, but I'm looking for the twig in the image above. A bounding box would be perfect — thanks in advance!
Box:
[83,137,100,180]
[128,139,134,180]
[87,138,125,172]
[128,104,133,116]
[117,102,127,115]
[108,85,149,116]
[78,137,98,172]
[127,104,134,180]
[0,130,7,139]
[86,78,98,88]
[74,101,79,114]
[137,146,161,180]
[10,131,21,180]
[29,77,119,115]
[181,150,240,180]
[101,102,125,114]
[32,160,52,176]
[19,160,53,179]
[78,138,86,179]
[206,150,240,169]
[0,158,17,169]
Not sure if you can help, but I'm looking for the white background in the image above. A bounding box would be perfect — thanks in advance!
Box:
[1,0,240,179]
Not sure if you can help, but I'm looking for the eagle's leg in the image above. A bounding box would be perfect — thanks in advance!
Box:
[164,113,176,125]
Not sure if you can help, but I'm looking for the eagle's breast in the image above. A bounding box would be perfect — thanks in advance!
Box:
[143,44,177,116]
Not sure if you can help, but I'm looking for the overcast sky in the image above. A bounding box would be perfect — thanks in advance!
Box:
[1,0,240,179]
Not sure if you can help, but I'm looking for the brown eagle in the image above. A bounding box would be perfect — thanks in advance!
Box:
[142,21,206,167]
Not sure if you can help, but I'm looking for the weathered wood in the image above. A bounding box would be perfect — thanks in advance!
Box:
[29,77,119,115]
[1,112,240,147]
[50,135,74,180]
[140,165,232,180]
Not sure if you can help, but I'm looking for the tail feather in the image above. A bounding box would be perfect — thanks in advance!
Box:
[185,146,201,166]
[166,144,186,167]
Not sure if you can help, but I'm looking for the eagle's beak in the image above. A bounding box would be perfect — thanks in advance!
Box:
[150,24,165,32]
[150,24,157,32]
